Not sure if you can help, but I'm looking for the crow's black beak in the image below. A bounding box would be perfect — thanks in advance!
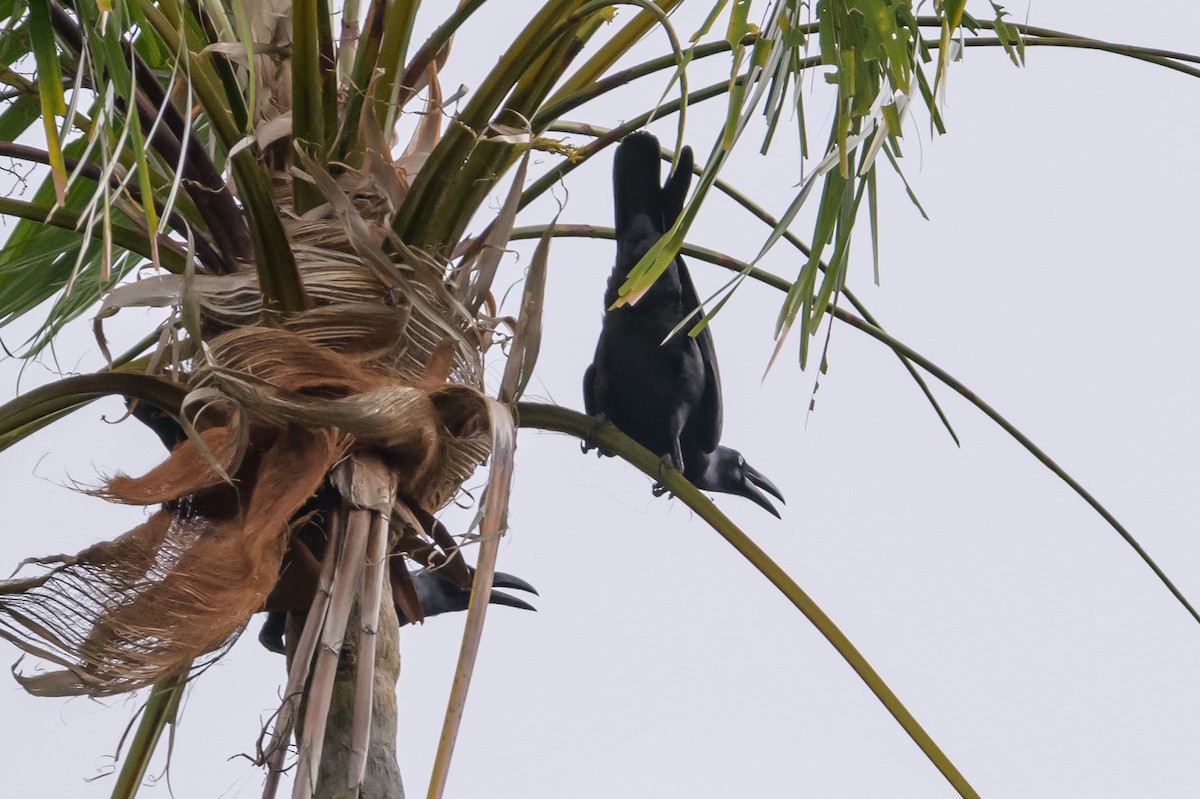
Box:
[487,570,538,612]
[739,463,784,518]
[744,462,785,504]
[492,571,538,596]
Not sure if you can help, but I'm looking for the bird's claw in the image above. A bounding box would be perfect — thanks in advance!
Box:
[652,453,682,497]
[581,413,611,457]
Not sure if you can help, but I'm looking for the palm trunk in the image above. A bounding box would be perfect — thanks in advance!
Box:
[286,595,405,799]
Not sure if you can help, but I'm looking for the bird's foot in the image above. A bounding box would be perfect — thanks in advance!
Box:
[581,413,611,458]
[651,453,681,497]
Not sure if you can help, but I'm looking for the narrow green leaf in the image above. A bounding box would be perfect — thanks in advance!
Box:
[867,161,879,286]
[27,0,67,203]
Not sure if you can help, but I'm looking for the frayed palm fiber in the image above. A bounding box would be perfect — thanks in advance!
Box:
[0,318,492,697]
[0,425,344,697]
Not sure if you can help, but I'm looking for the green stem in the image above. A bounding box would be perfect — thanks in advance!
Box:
[292,0,326,213]
[333,0,388,164]
[133,0,306,313]
[0,197,187,272]
[391,0,589,250]
[0,372,187,451]
[828,307,1200,627]
[533,33,759,130]
[390,0,488,116]
[514,402,980,799]
[959,35,1200,79]
[544,0,686,105]
[110,671,187,799]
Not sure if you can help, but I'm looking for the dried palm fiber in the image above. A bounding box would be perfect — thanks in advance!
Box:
[0,308,493,696]
[0,424,346,697]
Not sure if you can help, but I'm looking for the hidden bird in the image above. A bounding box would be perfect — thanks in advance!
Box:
[125,398,538,654]
[256,568,537,654]
[583,131,785,516]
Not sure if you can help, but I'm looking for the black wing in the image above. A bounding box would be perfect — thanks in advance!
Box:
[662,146,722,453]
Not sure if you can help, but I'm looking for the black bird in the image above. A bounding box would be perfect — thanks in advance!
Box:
[124,399,538,653]
[583,131,785,516]
[584,132,706,471]
[256,568,537,654]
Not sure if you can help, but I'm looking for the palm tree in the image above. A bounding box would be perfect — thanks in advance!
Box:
[0,1,1197,797]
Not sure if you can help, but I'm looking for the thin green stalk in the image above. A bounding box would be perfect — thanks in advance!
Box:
[544,0,685,105]
[422,5,610,251]
[924,15,1200,77]
[389,0,488,117]
[110,671,187,799]
[532,34,758,130]
[333,0,388,164]
[827,306,1200,627]
[292,0,325,213]
[959,36,1200,79]
[0,372,188,452]
[514,402,980,799]
[315,0,337,140]
[0,196,187,272]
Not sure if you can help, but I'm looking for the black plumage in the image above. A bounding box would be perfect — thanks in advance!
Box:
[583,132,710,471]
[584,131,785,516]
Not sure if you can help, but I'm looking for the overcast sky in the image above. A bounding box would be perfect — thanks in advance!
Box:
[2,1,1199,797]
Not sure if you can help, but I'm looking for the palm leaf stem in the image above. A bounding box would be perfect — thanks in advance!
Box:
[514,401,980,799]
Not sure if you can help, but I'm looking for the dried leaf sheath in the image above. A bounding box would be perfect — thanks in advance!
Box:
[0,426,345,697]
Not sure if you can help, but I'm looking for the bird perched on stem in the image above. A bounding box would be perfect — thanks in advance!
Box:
[583,131,784,517]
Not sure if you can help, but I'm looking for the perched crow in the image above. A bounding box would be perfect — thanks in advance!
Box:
[584,132,706,471]
[256,568,538,654]
[584,131,785,516]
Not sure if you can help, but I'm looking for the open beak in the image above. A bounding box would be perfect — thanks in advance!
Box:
[487,570,539,612]
[740,464,785,518]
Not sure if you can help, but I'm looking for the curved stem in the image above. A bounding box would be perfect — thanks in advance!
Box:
[828,306,1200,627]
[935,15,1200,75]
[0,372,188,451]
[514,401,981,799]
[959,36,1200,79]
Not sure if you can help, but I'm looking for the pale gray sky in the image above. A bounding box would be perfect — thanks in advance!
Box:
[2,2,1199,797]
